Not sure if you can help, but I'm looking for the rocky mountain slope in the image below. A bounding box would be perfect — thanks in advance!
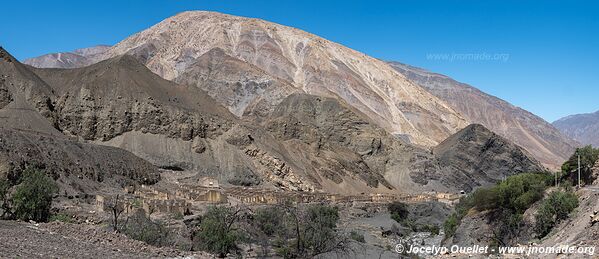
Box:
[7,11,550,196]
[23,45,110,69]
[63,11,468,147]
[20,12,577,170]
[388,62,577,168]
[553,110,599,147]
[0,47,160,193]
[22,45,542,194]
[433,124,545,191]
[28,52,393,193]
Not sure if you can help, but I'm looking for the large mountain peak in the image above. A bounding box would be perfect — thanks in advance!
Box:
[94,11,468,147]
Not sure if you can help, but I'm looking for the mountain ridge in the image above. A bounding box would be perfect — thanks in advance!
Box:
[553,110,599,147]
[388,61,578,168]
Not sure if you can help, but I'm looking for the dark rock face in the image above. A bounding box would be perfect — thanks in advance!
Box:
[388,61,577,169]
[0,80,13,109]
[432,124,546,191]
[0,49,160,192]
[265,93,398,189]
[0,127,160,189]
[553,110,599,148]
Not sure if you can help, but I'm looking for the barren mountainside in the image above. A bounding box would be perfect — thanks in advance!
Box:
[16,47,542,194]
[0,47,160,193]
[388,61,578,168]
[93,11,468,147]
[23,45,110,69]
[553,110,599,147]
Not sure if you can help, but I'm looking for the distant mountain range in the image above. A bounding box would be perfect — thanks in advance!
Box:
[553,110,599,147]
[23,45,110,68]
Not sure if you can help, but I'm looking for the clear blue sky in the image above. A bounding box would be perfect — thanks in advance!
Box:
[2,0,597,122]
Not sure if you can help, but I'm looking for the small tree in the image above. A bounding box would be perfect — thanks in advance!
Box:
[11,168,58,222]
[388,201,409,223]
[193,206,244,257]
[273,203,352,258]
[562,145,599,185]
[106,194,126,232]
[0,178,10,219]
[122,210,172,247]
[534,191,579,238]
[254,206,284,236]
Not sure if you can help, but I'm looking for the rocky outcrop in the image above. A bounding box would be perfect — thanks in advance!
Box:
[0,127,160,192]
[388,61,577,169]
[553,110,599,148]
[0,48,160,193]
[432,124,545,191]
[30,55,234,142]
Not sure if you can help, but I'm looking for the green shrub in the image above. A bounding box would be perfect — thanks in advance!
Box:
[561,145,599,185]
[11,168,58,222]
[49,213,74,223]
[350,230,365,243]
[193,206,243,257]
[0,178,10,218]
[388,201,409,223]
[123,211,172,247]
[271,204,348,258]
[422,224,440,236]
[443,213,459,237]
[443,172,552,241]
[534,191,579,238]
[254,206,284,236]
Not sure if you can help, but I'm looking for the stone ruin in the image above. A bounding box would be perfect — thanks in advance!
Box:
[96,186,192,216]
[198,176,219,188]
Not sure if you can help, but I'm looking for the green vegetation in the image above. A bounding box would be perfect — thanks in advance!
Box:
[276,204,346,258]
[49,213,75,223]
[534,191,579,238]
[122,211,173,247]
[443,173,553,244]
[349,230,365,243]
[0,178,10,218]
[254,206,284,236]
[11,167,58,222]
[561,145,599,185]
[443,213,459,237]
[250,203,350,258]
[193,206,244,257]
[387,201,409,223]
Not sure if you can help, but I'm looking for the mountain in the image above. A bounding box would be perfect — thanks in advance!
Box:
[24,47,542,194]
[433,124,545,191]
[0,47,160,193]
[22,45,110,68]
[87,11,469,148]
[388,62,577,168]
[553,110,599,147]
[175,47,299,119]
[14,11,548,194]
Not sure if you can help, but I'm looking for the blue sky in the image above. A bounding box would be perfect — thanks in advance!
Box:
[1,0,597,122]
